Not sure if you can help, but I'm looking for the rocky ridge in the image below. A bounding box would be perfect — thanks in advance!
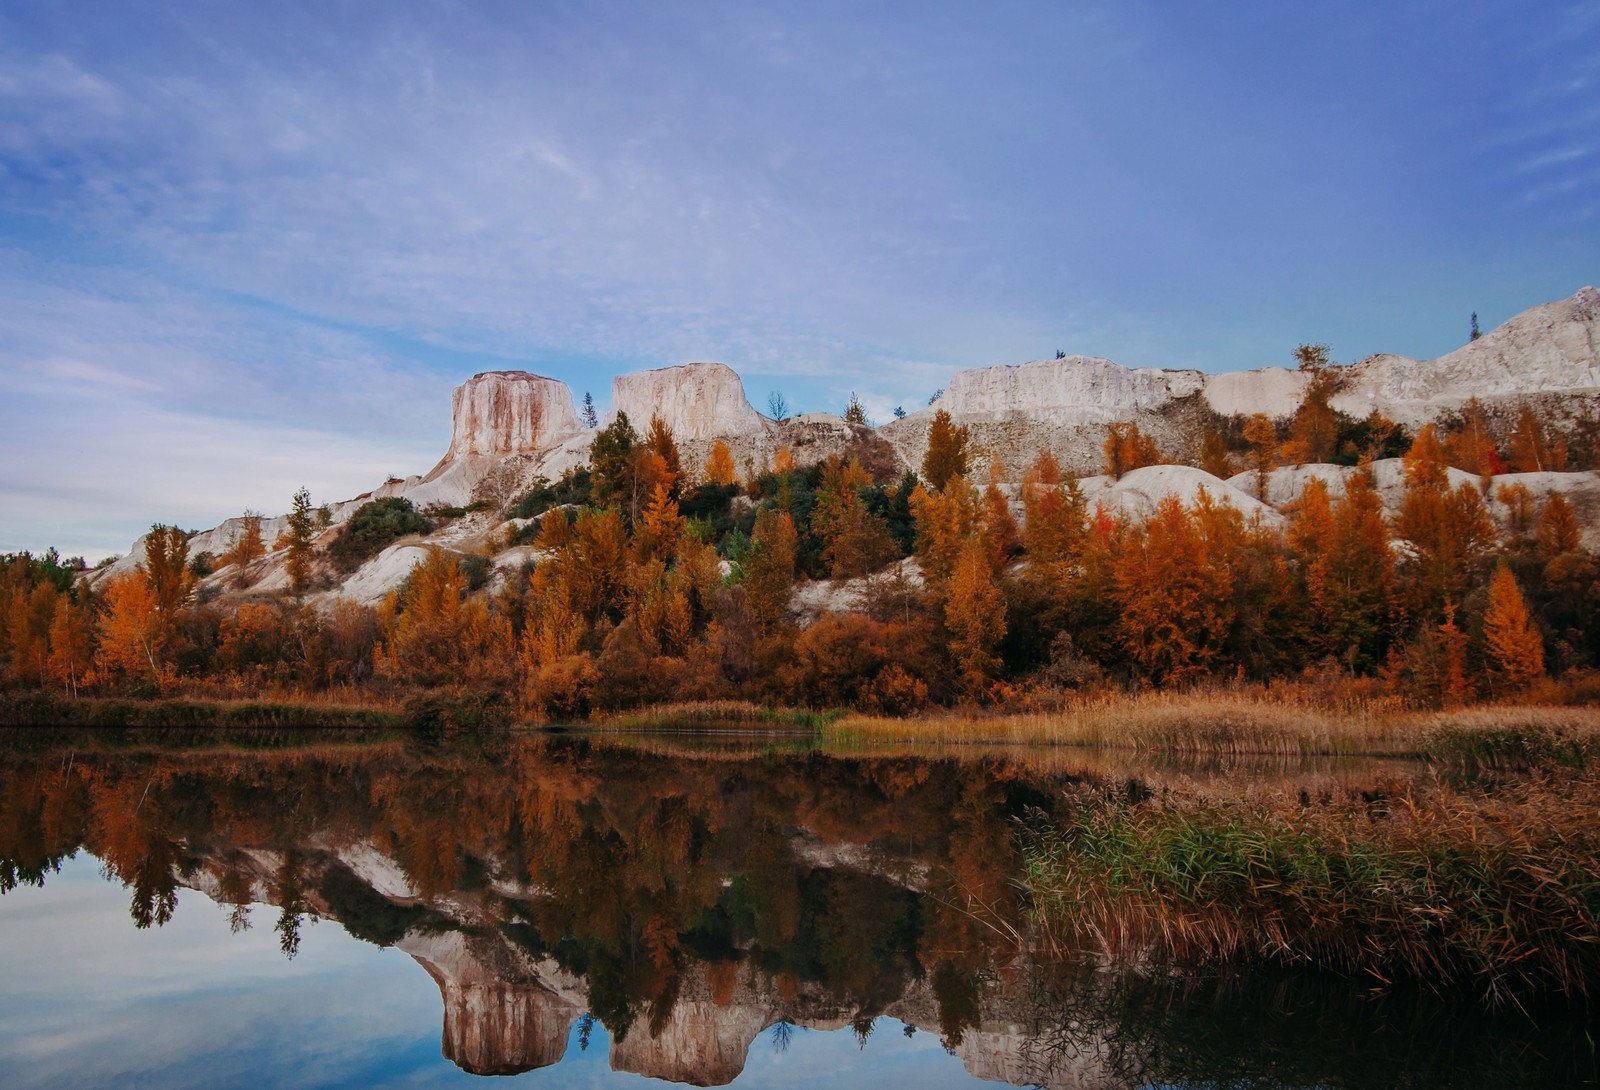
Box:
[91,287,1600,602]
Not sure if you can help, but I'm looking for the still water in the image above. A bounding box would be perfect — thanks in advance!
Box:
[0,731,1593,1088]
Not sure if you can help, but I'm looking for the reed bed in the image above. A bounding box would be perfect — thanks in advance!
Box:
[826,691,1600,758]
[0,692,405,731]
[1019,769,1600,1002]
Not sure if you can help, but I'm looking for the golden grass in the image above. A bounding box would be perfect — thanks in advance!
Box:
[824,690,1600,757]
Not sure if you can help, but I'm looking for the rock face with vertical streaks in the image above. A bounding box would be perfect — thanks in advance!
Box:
[446,371,581,459]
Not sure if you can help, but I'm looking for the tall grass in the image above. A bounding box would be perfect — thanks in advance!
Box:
[1019,769,1600,1002]
[826,691,1600,759]
[0,692,404,731]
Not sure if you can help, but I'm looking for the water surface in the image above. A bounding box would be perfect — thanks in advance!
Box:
[0,731,1592,1088]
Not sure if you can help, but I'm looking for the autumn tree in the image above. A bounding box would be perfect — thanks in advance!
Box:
[284,488,316,595]
[634,480,687,563]
[745,508,797,629]
[1280,343,1341,465]
[142,525,192,617]
[1020,451,1085,584]
[1242,413,1278,500]
[1508,403,1556,473]
[843,392,868,425]
[47,597,94,696]
[644,414,683,494]
[1482,562,1544,692]
[945,539,1007,697]
[910,476,979,585]
[704,440,737,487]
[1200,425,1233,479]
[1325,467,1395,668]
[590,411,638,508]
[1538,492,1581,560]
[225,510,266,579]
[813,455,896,578]
[95,573,167,686]
[1102,423,1161,479]
[379,549,513,686]
[1112,493,1234,684]
[1496,482,1538,540]
[1397,426,1495,618]
[1443,398,1502,478]
[979,462,1020,571]
[921,409,970,491]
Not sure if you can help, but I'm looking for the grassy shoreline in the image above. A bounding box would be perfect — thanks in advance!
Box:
[5,690,1598,765]
[0,692,405,732]
[1017,766,1600,1002]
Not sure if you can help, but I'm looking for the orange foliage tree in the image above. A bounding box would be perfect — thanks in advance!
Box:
[1112,493,1234,683]
[703,440,737,487]
[1242,413,1278,500]
[1482,562,1545,693]
[95,572,169,687]
[911,476,979,584]
[1397,425,1495,619]
[921,409,970,491]
[945,539,1007,697]
[1279,343,1340,465]
[379,549,513,686]
[745,508,797,629]
[1102,423,1162,479]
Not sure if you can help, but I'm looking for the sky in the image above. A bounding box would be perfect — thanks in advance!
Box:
[2,0,1598,560]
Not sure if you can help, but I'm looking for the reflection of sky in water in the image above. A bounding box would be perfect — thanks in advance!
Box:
[0,854,999,1089]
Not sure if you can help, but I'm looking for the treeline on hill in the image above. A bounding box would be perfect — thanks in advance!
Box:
[2,374,1597,719]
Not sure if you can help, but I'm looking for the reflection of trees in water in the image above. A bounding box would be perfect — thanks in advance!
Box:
[0,736,1593,1088]
[769,1020,794,1054]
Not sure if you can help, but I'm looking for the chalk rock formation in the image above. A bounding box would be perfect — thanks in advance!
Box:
[447,371,581,458]
[1336,286,1600,425]
[936,355,1206,425]
[610,362,766,442]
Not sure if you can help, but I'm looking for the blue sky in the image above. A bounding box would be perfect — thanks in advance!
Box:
[2,1,1597,558]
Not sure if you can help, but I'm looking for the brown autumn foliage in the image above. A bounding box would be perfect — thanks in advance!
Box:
[703,439,737,487]
[1102,422,1162,478]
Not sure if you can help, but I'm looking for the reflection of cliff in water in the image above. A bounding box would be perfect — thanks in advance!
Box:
[0,733,1591,1088]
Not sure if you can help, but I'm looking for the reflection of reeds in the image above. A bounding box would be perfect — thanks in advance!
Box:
[1019,767,1600,1002]
[826,691,1600,758]
[588,700,838,734]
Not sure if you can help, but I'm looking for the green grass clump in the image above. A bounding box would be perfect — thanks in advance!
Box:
[1019,775,1600,1003]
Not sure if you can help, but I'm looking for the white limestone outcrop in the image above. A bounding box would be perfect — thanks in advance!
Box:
[609,361,767,441]
[447,371,581,459]
[935,355,1206,425]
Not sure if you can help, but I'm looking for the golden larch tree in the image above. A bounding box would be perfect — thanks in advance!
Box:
[921,408,970,492]
[1241,413,1278,500]
[980,461,1020,571]
[1538,492,1581,560]
[1483,562,1544,692]
[945,539,1007,697]
[704,439,737,487]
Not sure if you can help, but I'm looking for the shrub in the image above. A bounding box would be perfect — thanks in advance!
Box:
[329,498,433,572]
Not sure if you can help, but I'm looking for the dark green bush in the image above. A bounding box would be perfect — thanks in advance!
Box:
[506,468,593,521]
[329,498,433,572]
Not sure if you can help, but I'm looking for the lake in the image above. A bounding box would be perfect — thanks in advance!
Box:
[0,730,1593,1088]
